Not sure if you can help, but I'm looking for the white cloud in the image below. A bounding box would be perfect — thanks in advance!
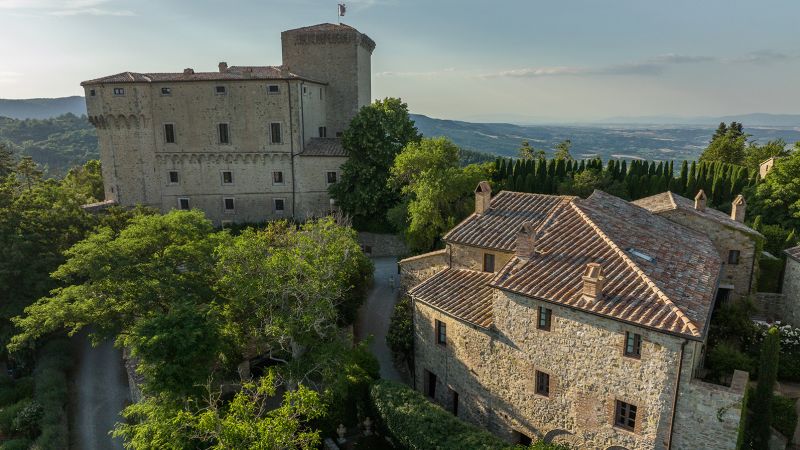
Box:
[0,0,134,16]
[724,50,790,64]
[376,68,457,78]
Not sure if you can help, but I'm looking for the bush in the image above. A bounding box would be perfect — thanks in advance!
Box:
[11,400,42,438]
[0,438,33,450]
[772,395,798,441]
[370,379,511,450]
[31,338,73,450]
[0,377,33,406]
[386,296,414,373]
[0,400,29,435]
[706,343,753,383]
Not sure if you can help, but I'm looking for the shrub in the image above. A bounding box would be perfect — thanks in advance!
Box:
[0,438,33,450]
[386,296,414,373]
[772,395,798,441]
[370,379,511,450]
[748,327,780,449]
[31,338,73,450]
[11,400,42,438]
[0,377,33,406]
[706,343,753,383]
[0,400,29,435]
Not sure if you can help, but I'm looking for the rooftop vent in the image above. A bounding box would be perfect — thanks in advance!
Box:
[627,248,655,263]
[582,263,605,301]
[731,194,746,223]
[218,62,228,73]
[474,181,491,214]
[183,68,195,75]
[515,222,537,259]
[694,190,707,211]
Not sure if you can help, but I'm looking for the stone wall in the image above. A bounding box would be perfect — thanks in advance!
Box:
[671,371,748,450]
[398,249,448,292]
[782,257,800,327]
[450,243,514,273]
[753,292,788,323]
[357,232,408,258]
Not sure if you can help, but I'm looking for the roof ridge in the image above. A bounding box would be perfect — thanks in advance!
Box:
[569,202,700,337]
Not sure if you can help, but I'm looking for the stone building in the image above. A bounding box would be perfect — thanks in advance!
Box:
[782,246,800,327]
[633,190,761,303]
[400,183,747,450]
[81,23,374,224]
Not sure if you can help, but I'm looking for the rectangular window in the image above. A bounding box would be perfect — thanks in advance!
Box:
[728,250,741,265]
[267,85,280,94]
[436,320,446,346]
[535,371,550,397]
[164,123,175,144]
[615,400,637,432]
[483,253,495,273]
[223,197,235,213]
[168,171,179,184]
[625,332,642,358]
[270,122,282,144]
[450,389,459,416]
[89,89,96,96]
[215,85,226,95]
[113,87,125,96]
[218,123,230,144]
[326,171,337,184]
[272,171,284,185]
[274,198,285,212]
[319,88,323,100]
[302,86,308,94]
[426,370,437,398]
[537,307,552,331]
[319,126,327,138]
[221,171,233,185]
[161,87,171,96]
[178,198,190,210]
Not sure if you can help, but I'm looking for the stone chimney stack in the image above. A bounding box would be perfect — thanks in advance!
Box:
[475,181,492,214]
[515,222,536,259]
[218,62,228,73]
[582,263,605,301]
[183,68,195,75]
[731,194,746,222]
[694,190,707,211]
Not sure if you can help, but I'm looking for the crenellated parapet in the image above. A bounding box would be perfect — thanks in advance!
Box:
[154,152,291,165]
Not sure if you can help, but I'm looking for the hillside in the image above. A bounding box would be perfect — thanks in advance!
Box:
[0,96,86,120]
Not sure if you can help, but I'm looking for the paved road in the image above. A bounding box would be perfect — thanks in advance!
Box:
[355,256,404,382]
[70,331,128,450]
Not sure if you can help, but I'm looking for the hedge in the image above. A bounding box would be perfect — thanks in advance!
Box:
[0,377,33,406]
[0,438,33,450]
[772,395,798,441]
[31,338,72,450]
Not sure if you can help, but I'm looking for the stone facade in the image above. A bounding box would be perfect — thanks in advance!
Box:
[82,23,374,225]
[399,249,449,293]
[356,232,409,258]
[782,253,800,327]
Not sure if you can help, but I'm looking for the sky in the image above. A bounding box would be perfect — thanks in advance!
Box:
[1,0,799,122]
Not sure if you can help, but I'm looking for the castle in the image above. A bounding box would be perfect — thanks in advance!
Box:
[400,184,760,449]
[81,23,375,224]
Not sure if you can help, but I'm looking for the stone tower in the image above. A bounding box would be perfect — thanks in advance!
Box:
[281,23,375,136]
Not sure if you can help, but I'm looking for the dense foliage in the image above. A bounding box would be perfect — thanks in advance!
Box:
[386,296,414,374]
[771,395,798,442]
[330,98,421,231]
[747,327,780,449]
[747,145,800,231]
[0,114,98,176]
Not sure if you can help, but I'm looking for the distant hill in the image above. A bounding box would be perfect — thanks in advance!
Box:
[410,114,800,162]
[0,96,86,120]
[595,113,800,127]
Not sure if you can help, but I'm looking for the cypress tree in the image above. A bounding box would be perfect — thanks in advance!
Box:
[578,159,586,172]
[678,161,689,195]
[547,159,556,178]
[524,173,535,193]
[749,327,780,449]
[536,159,547,190]
[620,160,628,181]
[555,159,566,179]
[686,161,697,196]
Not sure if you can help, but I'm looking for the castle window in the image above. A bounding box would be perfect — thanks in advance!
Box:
[425,370,437,398]
[221,171,233,185]
[178,198,190,210]
[302,86,308,94]
[218,123,230,144]
[113,87,125,96]
[319,126,327,138]
[161,87,171,96]
[326,171,337,184]
[535,370,550,397]
[168,171,179,184]
[449,389,459,416]
[274,198,285,213]
[223,197,235,213]
[483,253,495,273]
[728,250,741,265]
[267,85,280,94]
[537,307,552,331]
[319,88,323,100]
[89,89,96,96]
[164,124,176,144]
[436,320,446,346]
[614,400,637,432]
[215,85,226,95]
[272,171,284,185]
[270,122,282,144]
[624,332,642,358]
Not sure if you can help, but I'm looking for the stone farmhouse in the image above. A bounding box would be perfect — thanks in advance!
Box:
[400,183,754,450]
[81,23,374,225]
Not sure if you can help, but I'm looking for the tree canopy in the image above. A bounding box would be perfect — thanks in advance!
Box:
[748,147,800,231]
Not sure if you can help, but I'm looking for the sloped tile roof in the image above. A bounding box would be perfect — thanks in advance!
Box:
[81,66,324,86]
[786,245,800,262]
[443,191,574,251]
[632,191,760,237]
[409,269,495,328]
[298,138,347,157]
[490,190,720,339]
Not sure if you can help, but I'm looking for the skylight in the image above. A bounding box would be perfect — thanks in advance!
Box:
[627,248,655,263]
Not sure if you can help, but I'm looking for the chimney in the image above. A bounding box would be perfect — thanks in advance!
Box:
[475,181,491,214]
[183,68,195,75]
[731,194,746,222]
[582,263,605,301]
[694,190,707,211]
[515,222,536,259]
[218,62,228,73]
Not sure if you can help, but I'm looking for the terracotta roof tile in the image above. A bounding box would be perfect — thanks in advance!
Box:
[633,191,760,237]
[298,138,347,157]
[409,269,495,328]
[81,66,324,86]
[786,245,800,262]
[443,191,574,251]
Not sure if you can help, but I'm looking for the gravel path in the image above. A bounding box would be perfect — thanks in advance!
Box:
[70,330,128,450]
[355,256,404,382]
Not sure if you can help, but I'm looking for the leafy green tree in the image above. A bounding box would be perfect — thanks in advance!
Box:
[61,159,104,202]
[700,122,748,165]
[748,327,780,449]
[517,140,545,161]
[743,139,791,170]
[15,156,42,190]
[0,143,14,177]
[748,149,800,230]
[386,296,414,373]
[553,139,574,161]
[329,98,421,230]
